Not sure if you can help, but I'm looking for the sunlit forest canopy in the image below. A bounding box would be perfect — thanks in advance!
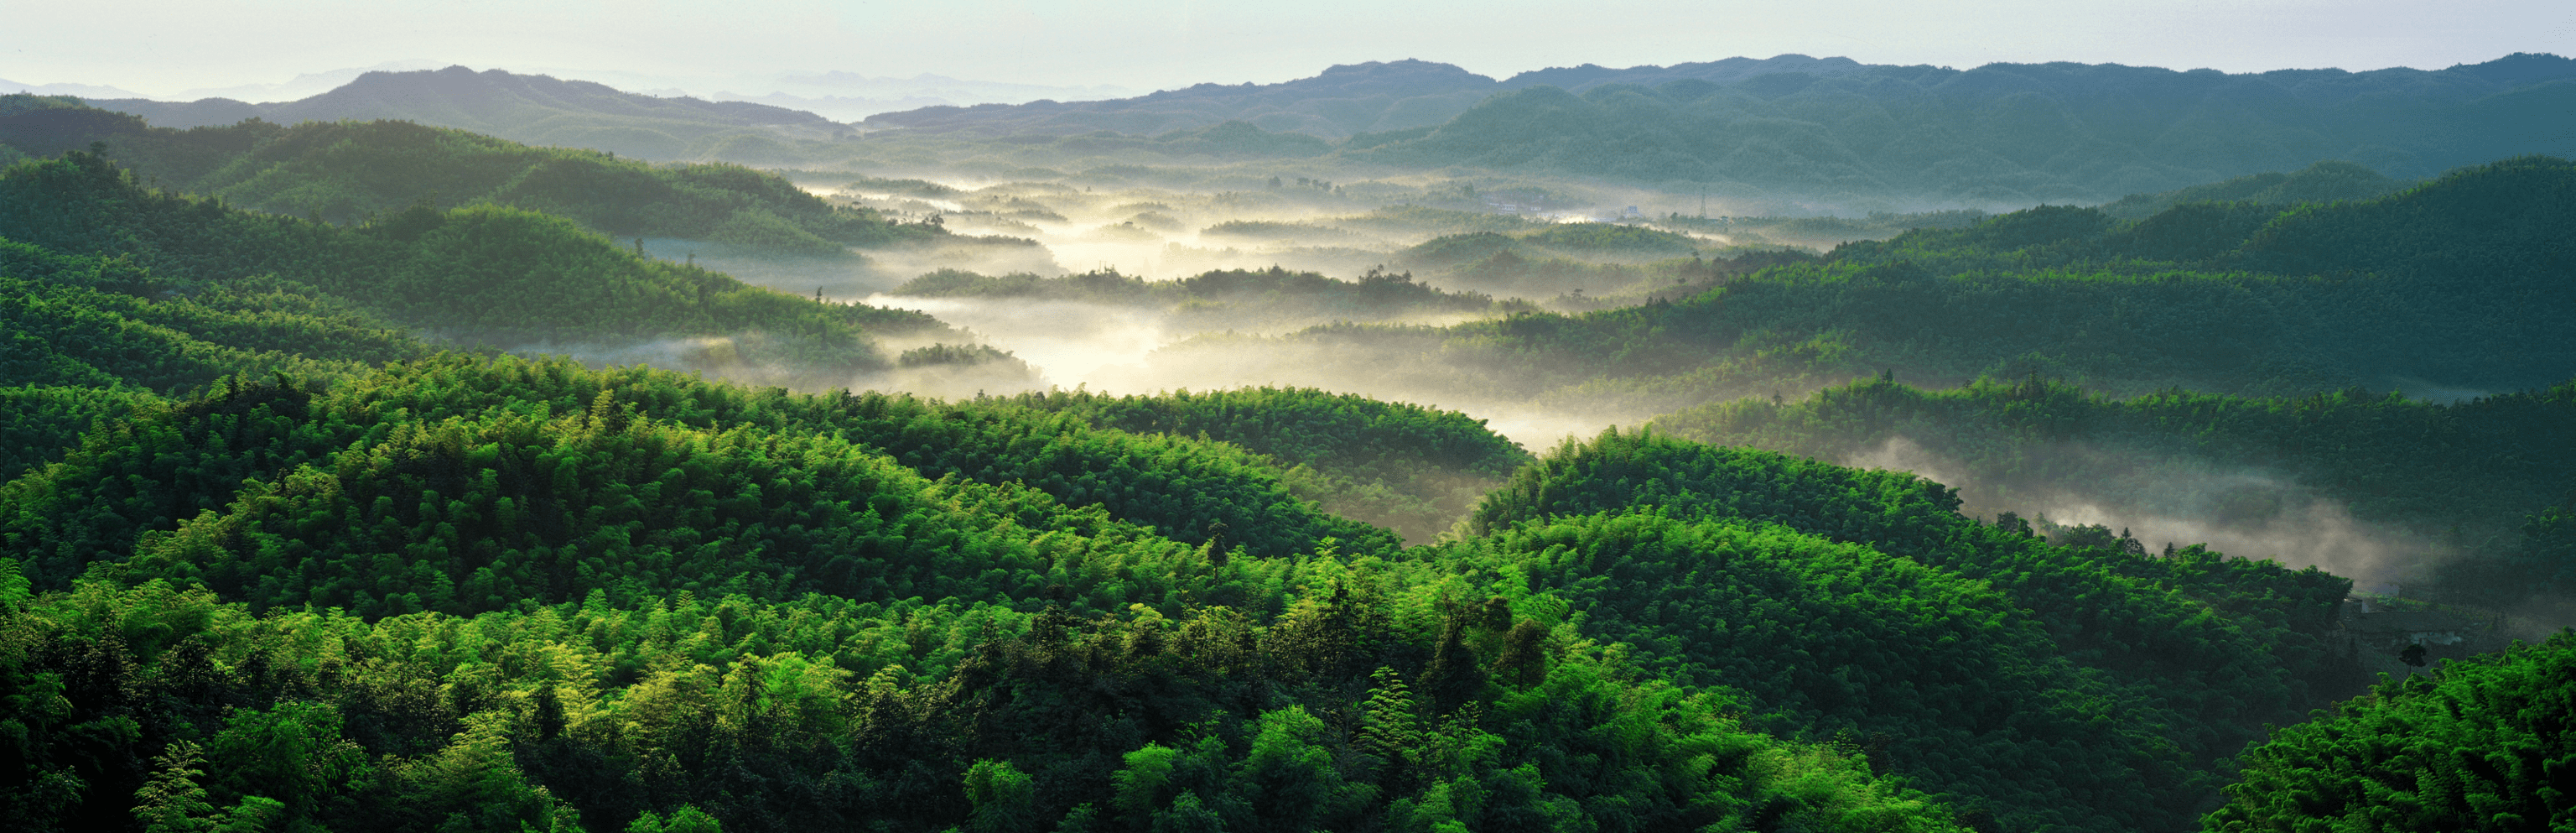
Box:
[0,40,2572,833]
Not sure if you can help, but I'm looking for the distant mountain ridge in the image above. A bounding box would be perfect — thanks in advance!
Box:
[1343,52,2575,203]
[0,76,148,99]
[1497,55,1868,91]
[859,55,1870,138]
[86,65,841,159]
[859,53,2576,145]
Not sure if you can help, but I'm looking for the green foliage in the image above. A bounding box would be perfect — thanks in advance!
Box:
[972,385,1531,544]
[899,343,1023,368]
[2515,507,2576,588]
[0,148,948,383]
[1254,157,2576,415]
[0,94,94,118]
[0,235,429,393]
[3,86,2563,833]
[1349,61,2566,202]
[0,108,938,252]
[0,385,162,478]
[2098,160,2408,219]
[701,209,851,258]
[132,740,216,833]
[1653,374,2576,588]
[0,544,1966,833]
[2200,630,2576,832]
[629,806,721,833]
[1518,221,1700,255]
[0,356,1399,607]
[1457,427,2366,830]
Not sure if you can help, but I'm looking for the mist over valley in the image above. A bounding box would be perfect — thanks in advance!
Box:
[3,34,2573,833]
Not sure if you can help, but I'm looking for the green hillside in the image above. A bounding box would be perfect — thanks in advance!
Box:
[0,352,1987,833]
[1458,428,2363,829]
[0,96,943,253]
[2199,632,2576,831]
[1,71,2571,833]
[1348,58,2574,204]
[1178,156,2573,416]
[1651,375,2576,597]
[0,349,2397,833]
[970,385,1534,543]
[2096,160,2410,219]
[0,147,946,381]
[87,65,842,161]
[0,152,2420,833]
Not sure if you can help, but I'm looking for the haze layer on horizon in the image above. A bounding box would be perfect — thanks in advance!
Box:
[4,0,2567,101]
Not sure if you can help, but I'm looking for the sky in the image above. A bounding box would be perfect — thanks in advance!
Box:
[3,0,2569,99]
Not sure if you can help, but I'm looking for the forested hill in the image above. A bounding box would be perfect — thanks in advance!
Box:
[1348,53,2574,204]
[863,59,1499,138]
[970,384,1535,542]
[1453,427,2367,830]
[857,55,1862,139]
[0,351,1991,832]
[2095,159,2410,218]
[0,147,948,382]
[4,73,2573,833]
[2202,632,2576,831]
[849,51,2573,205]
[1652,375,2576,598]
[1186,155,2573,414]
[83,65,840,160]
[0,203,2563,832]
[0,352,2402,833]
[0,98,948,254]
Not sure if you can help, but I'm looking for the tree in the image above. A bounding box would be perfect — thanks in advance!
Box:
[964,759,1038,833]
[133,740,216,833]
[627,805,721,833]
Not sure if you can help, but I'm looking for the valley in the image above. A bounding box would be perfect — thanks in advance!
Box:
[1,44,2572,833]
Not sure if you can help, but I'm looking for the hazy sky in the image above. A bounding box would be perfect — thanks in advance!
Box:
[6,0,2568,97]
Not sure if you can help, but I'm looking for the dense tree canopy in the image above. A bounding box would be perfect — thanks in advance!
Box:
[2199,632,2576,831]
[0,99,943,251]
[1,96,2569,833]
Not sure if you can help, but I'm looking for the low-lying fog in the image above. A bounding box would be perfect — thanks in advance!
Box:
[599,172,2545,621]
[668,174,1810,445]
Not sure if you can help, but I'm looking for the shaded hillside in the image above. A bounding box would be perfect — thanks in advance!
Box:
[0,147,947,381]
[971,383,1535,542]
[2096,159,2410,218]
[1351,54,2575,204]
[0,99,944,252]
[1652,375,2576,596]
[1131,157,2573,417]
[1499,54,1867,91]
[0,353,2372,833]
[2199,632,2576,832]
[1449,428,2364,831]
[0,157,2533,831]
[861,59,1498,138]
[860,55,1872,139]
[86,65,840,160]
[0,373,1969,830]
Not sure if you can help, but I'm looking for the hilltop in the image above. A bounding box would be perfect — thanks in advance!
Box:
[859,55,1866,138]
[0,96,948,253]
[85,65,841,160]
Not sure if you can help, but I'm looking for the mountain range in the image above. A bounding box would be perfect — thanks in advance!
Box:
[858,55,1871,138]
[86,65,844,160]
